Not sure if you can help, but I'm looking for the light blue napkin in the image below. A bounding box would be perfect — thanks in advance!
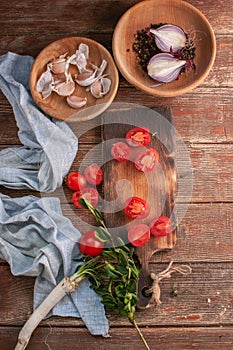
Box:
[0,52,109,336]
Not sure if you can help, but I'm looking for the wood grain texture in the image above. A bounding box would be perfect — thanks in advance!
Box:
[1,326,233,350]
[1,262,233,328]
[102,107,177,307]
[0,0,233,349]
[2,143,233,203]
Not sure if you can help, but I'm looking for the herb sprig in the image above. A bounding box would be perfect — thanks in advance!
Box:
[73,197,150,350]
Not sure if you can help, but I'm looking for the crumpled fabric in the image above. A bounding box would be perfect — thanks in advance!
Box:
[0,52,109,335]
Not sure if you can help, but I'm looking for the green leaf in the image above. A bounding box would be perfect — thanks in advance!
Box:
[127,279,137,293]
[93,208,104,222]
[102,250,118,260]
[78,197,103,223]
[117,265,128,275]
[94,228,108,242]
[104,266,120,278]
[77,197,89,209]
[119,250,129,266]
[116,236,126,247]
[115,284,125,298]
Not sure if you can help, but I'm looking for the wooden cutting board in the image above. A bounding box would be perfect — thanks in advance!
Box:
[102,106,177,308]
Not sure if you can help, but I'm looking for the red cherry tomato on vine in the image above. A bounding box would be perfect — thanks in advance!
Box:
[72,188,99,208]
[149,216,172,237]
[126,127,151,148]
[66,171,87,191]
[124,196,150,220]
[78,230,104,257]
[128,223,150,247]
[111,142,131,162]
[84,164,103,185]
[135,148,159,173]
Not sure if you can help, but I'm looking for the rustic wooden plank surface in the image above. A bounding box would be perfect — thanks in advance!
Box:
[0,0,233,349]
[1,326,233,350]
[1,261,233,327]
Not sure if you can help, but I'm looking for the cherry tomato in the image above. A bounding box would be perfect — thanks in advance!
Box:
[126,127,151,148]
[78,230,104,257]
[66,171,87,191]
[84,164,103,185]
[135,148,159,173]
[72,187,99,208]
[149,216,172,237]
[111,142,131,162]
[128,223,150,247]
[124,196,150,219]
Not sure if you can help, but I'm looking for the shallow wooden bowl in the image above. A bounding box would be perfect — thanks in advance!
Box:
[112,0,216,97]
[30,37,119,121]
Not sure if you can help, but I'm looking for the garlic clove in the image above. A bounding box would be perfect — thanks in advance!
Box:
[41,86,53,99]
[36,69,54,99]
[150,24,187,53]
[66,95,87,109]
[48,57,67,74]
[90,77,111,98]
[68,43,89,73]
[36,69,53,93]
[52,76,66,86]
[75,69,97,86]
[147,53,186,83]
[90,80,102,98]
[78,43,89,60]
[101,77,111,94]
[75,59,108,87]
[53,73,75,96]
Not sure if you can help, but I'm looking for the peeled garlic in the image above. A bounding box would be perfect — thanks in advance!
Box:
[90,77,111,98]
[150,24,187,53]
[67,95,87,109]
[147,53,186,83]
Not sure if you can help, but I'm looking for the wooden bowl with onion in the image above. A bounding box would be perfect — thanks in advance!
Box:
[112,0,216,97]
[30,37,119,121]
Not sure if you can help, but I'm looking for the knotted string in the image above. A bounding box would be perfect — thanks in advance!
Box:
[145,261,192,308]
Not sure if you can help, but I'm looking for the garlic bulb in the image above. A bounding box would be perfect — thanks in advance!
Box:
[150,24,187,53]
[147,53,186,83]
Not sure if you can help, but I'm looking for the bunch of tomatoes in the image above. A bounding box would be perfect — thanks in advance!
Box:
[66,126,173,257]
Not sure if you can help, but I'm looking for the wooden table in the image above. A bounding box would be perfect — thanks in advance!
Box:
[0,1,233,349]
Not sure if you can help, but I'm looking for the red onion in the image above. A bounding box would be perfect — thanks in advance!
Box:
[147,53,186,83]
[150,24,187,53]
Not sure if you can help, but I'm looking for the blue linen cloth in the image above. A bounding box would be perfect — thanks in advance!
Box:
[0,52,109,336]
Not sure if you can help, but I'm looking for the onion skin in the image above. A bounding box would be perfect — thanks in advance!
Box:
[147,53,186,83]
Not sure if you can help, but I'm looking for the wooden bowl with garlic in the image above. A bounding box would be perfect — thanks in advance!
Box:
[30,37,119,121]
[112,0,216,97]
